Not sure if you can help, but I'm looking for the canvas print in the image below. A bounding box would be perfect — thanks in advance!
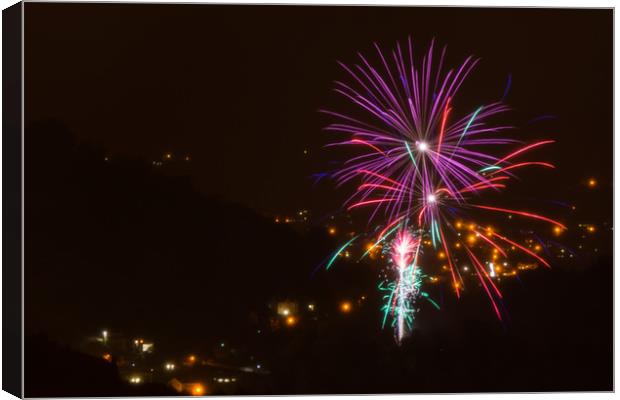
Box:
[22,3,612,396]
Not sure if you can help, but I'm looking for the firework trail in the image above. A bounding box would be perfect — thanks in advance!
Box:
[378,228,439,343]
[320,38,563,335]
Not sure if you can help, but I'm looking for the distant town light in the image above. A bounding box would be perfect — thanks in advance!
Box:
[489,262,496,278]
[340,301,352,313]
[588,178,597,188]
[285,316,297,326]
[129,376,142,384]
[192,384,205,396]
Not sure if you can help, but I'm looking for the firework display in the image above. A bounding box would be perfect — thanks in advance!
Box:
[321,39,563,340]
[378,228,440,343]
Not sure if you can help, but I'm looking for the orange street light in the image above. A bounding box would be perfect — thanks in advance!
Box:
[192,384,205,396]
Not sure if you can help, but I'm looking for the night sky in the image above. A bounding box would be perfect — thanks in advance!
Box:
[24,4,613,395]
[26,5,612,217]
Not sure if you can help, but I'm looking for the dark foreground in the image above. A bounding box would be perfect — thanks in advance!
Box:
[25,122,612,396]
